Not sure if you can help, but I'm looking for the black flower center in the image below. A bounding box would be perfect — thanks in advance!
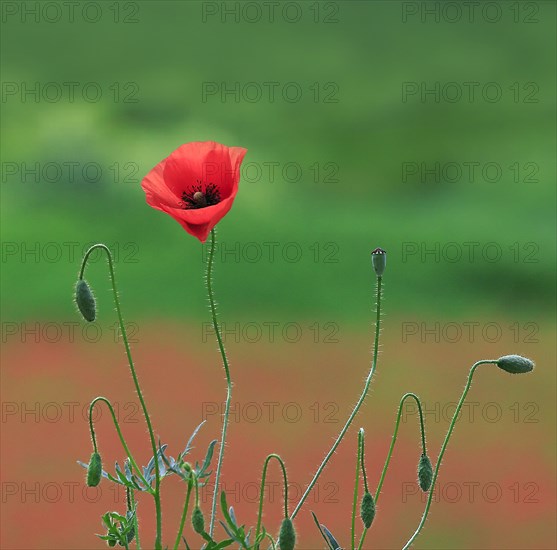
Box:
[182,181,221,209]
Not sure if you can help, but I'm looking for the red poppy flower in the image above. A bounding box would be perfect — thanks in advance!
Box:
[141,141,247,242]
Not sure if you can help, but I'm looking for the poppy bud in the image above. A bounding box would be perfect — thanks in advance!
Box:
[86,452,102,487]
[418,453,433,492]
[496,355,534,374]
[360,491,376,529]
[371,248,387,277]
[75,279,96,322]
[191,506,205,534]
[278,518,296,550]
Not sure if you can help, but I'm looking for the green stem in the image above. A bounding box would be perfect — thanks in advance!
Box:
[357,529,367,550]
[356,430,372,550]
[255,454,289,546]
[80,244,162,549]
[291,276,383,520]
[205,229,233,537]
[360,429,370,494]
[375,392,427,503]
[173,481,193,550]
[264,533,277,550]
[88,397,152,491]
[357,394,428,550]
[129,488,140,550]
[402,360,495,550]
[351,430,363,550]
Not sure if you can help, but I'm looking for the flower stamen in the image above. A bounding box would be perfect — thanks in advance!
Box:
[182,181,220,209]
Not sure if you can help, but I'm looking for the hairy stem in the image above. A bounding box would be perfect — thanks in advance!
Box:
[173,481,193,550]
[402,360,495,549]
[205,229,233,537]
[255,454,289,546]
[291,276,383,520]
[80,244,162,549]
[88,397,152,491]
[129,488,140,550]
[375,392,427,503]
[351,430,363,550]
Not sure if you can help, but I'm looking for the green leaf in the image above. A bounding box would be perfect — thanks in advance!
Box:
[197,439,218,477]
[311,511,335,550]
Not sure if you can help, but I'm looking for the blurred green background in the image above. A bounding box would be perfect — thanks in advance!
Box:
[1,1,555,549]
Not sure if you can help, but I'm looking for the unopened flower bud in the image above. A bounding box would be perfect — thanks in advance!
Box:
[496,355,534,374]
[86,452,102,487]
[418,453,433,492]
[278,517,296,550]
[360,491,376,529]
[75,279,96,322]
[191,506,205,534]
[371,247,386,277]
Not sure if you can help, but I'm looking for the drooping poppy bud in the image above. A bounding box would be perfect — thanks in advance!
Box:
[191,506,205,534]
[371,247,387,277]
[496,355,534,374]
[86,452,102,487]
[278,517,296,550]
[75,279,96,322]
[360,491,376,529]
[418,453,433,492]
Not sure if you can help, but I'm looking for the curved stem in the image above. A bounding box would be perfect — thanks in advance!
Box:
[375,392,427,503]
[291,276,383,520]
[88,397,152,491]
[255,454,289,545]
[80,244,162,549]
[173,481,193,550]
[402,360,495,550]
[205,229,233,537]
[265,533,277,550]
[351,430,363,550]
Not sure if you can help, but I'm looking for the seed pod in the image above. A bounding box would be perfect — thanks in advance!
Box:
[75,279,96,322]
[496,355,534,375]
[360,491,376,529]
[191,506,205,534]
[86,452,102,487]
[418,453,433,492]
[278,517,296,550]
[371,247,387,277]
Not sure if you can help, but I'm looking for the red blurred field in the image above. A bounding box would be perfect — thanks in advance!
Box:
[2,319,555,549]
